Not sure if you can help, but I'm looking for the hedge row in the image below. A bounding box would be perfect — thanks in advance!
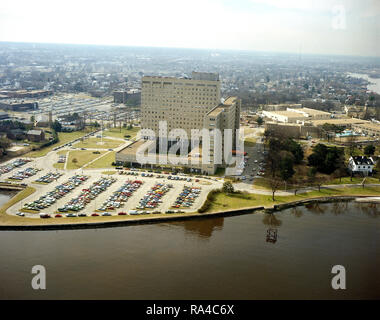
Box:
[40,129,59,148]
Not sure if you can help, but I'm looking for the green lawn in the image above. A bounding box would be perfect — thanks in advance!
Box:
[253,175,380,190]
[101,170,116,175]
[103,127,139,140]
[74,137,123,149]
[326,176,379,185]
[53,150,68,169]
[244,137,256,147]
[85,151,115,169]
[25,129,94,158]
[207,186,380,212]
[66,150,107,169]
[0,187,36,216]
[53,163,64,169]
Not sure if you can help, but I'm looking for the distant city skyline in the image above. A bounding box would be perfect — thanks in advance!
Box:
[0,0,379,57]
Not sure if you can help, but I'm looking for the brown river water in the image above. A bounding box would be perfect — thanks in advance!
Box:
[0,192,379,300]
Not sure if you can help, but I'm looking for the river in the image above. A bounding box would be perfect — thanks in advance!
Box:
[347,72,380,94]
[0,193,379,299]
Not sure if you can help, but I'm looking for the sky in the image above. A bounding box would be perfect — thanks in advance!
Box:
[0,0,379,57]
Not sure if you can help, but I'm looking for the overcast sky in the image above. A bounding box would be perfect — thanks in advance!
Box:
[0,0,379,57]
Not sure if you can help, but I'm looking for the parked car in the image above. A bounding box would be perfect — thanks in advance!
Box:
[66,213,77,217]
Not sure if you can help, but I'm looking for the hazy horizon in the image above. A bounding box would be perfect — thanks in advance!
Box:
[0,0,379,57]
[2,41,380,61]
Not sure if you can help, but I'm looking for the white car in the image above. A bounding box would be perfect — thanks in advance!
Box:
[16,212,25,217]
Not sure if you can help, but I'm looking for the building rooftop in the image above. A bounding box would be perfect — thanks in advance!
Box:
[207,97,237,117]
[353,122,380,130]
[311,118,367,126]
[27,129,43,135]
[223,96,237,105]
[207,106,225,117]
[351,156,374,166]
[266,110,306,118]
[296,107,331,116]
[117,139,154,157]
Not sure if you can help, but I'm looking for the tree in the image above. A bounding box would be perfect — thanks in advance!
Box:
[222,181,234,194]
[282,139,304,164]
[72,158,78,165]
[347,134,357,156]
[279,155,295,190]
[333,165,347,183]
[51,120,62,132]
[269,177,282,201]
[290,178,303,196]
[364,144,376,156]
[308,143,344,174]
[307,167,324,192]
[256,117,264,126]
[0,138,11,157]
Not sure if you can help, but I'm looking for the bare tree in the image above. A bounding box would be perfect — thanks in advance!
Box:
[269,177,282,201]
[347,134,357,156]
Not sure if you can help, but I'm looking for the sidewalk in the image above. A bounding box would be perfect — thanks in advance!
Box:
[234,182,380,196]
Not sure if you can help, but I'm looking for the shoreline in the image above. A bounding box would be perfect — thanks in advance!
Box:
[0,194,376,231]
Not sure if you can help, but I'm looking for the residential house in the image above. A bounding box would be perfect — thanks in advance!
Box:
[348,156,375,176]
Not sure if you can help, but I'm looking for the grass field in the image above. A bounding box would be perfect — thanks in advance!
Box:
[325,176,379,185]
[101,170,117,175]
[85,151,115,169]
[52,150,68,169]
[74,137,123,149]
[103,127,139,140]
[66,150,107,169]
[244,137,256,147]
[25,129,94,158]
[53,163,64,169]
[207,186,380,212]
[253,174,380,190]
[0,187,36,223]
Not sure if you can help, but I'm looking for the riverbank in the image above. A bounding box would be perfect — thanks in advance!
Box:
[0,184,379,230]
[347,72,380,94]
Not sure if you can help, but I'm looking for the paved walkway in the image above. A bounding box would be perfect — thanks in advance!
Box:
[234,182,380,196]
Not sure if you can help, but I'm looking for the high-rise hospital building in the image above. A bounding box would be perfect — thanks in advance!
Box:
[116,72,241,174]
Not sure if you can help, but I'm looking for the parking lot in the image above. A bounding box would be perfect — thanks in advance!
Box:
[8,170,221,218]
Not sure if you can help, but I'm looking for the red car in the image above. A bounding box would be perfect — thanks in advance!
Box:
[55,214,62,218]
[91,213,100,216]
[118,212,127,216]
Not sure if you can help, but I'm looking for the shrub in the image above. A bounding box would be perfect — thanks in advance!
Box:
[198,200,211,213]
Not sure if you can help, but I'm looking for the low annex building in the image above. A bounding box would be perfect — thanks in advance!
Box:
[262,107,331,123]
[27,129,45,142]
